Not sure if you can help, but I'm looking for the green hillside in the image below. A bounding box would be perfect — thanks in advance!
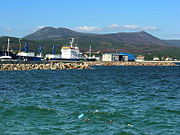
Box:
[1,31,180,60]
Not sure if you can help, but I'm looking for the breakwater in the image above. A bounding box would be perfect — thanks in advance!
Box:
[0,62,89,71]
[0,61,177,71]
[85,61,177,66]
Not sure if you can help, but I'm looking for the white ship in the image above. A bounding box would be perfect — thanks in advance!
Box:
[60,38,83,61]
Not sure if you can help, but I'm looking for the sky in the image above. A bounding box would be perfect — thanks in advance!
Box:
[0,0,180,39]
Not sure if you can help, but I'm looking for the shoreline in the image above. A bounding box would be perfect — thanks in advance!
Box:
[0,61,178,71]
[84,61,177,66]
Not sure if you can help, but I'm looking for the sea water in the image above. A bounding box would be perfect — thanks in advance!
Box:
[0,66,179,135]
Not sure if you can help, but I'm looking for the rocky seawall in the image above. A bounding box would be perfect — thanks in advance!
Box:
[0,62,89,71]
[0,61,177,71]
[85,61,177,66]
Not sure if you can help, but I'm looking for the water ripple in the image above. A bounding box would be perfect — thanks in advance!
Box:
[0,66,179,134]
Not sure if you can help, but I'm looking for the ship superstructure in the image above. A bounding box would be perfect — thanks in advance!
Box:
[61,38,83,60]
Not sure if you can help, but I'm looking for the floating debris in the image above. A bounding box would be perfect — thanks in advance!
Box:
[83,118,91,123]
[127,123,133,127]
[95,109,99,113]
[78,113,84,119]
[105,120,113,123]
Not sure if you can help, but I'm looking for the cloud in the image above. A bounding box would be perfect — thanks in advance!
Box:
[108,24,120,28]
[143,26,158,31]
[123,25,141,30]
[0,26,14,32]
[107,24,158,31]
[74,26,101,32]
[73,24,158,32]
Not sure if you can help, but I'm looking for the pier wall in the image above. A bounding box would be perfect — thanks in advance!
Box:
[0,62,89,71]
[0,61,177,71]
[85,61,177,66]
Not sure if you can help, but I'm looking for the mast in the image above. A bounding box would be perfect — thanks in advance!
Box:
[89,45,92,58]
[7,38,10,56]
[38,45,42,56]
[7,38,10,51]
[2,45,5,56]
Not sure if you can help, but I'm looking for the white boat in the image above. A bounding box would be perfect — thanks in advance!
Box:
[45,54,61,60]
[45,45,61,60]
[86,45,97,61]
[0,55,12,59]
[60,38,83,61]
[17,42,35,60]
[0,38,12,61]
[17,51,35,57]
[17,42,42,61]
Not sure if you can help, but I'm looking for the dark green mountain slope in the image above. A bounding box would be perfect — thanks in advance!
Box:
[24,27,165,46]
[24,27,94,41]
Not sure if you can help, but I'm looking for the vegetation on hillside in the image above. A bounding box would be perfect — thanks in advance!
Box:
[1,34,180,60]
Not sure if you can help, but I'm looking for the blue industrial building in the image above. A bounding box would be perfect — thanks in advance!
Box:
[119,52,136,61]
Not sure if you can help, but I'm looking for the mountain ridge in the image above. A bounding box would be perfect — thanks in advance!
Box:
[24,27,180,47]
[24,27,95,40]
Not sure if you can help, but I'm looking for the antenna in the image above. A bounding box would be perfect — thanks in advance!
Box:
[70,38,75,47]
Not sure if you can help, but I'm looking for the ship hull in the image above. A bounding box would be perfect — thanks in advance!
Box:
[18,56,43,61]
[86,58,97,61]
[48,58,84,61]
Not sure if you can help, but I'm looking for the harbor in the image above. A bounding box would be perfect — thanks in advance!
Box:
[0,38,99,62]
[0,38,179,70]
